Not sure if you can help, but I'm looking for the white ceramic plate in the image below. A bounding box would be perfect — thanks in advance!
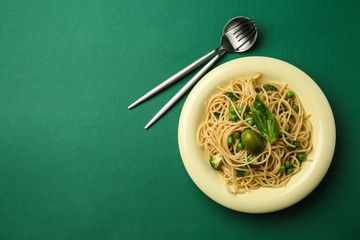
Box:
[178,56,335,213]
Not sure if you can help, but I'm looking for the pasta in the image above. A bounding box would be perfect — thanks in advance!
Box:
[197,73,312,194]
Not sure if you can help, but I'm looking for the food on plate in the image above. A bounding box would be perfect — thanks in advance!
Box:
[197,73,312,194]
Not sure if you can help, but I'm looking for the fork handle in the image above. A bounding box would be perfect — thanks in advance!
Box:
[145,50,226,129]
[128,49,217,109]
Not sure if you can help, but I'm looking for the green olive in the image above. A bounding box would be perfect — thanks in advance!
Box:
[240,129,264,155]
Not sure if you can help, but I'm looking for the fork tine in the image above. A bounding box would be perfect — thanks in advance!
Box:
[237,27,257,47]
[235,24,255,40]
[234,24,253,38]
[225,22,256,50]
[225,19,251,36]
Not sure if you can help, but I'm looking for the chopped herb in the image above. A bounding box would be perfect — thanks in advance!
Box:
[285,126,290,132]
[225,92,239,101]
[286,143,295,150]
[248,156,258,168]
[263,84,277,92]
[236,170,247,177]
[294,141,301,148]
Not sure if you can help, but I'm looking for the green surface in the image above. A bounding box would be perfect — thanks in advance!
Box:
[0,0,359,239]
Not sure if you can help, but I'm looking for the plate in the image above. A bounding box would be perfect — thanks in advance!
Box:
[178,56,335,213]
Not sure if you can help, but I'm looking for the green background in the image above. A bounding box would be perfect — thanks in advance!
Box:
[0,0,359,239]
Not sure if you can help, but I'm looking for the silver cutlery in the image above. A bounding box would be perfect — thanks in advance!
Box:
[128,16,258,129]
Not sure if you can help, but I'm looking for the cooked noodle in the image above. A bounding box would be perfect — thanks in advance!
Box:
[197,73,312,194]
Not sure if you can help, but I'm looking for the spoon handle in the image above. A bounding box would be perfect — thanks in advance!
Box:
[128,49,217,109]
[145,50,226,129]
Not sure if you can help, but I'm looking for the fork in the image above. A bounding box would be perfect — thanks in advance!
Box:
[145,23,258,129]
[128,19,252,110]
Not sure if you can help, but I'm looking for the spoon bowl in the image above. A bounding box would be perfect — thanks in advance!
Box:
[221,16,258,53]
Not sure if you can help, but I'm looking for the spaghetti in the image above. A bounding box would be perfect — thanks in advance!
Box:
[197,73,312,194]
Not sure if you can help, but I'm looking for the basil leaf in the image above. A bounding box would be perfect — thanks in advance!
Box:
[252,95,279,143]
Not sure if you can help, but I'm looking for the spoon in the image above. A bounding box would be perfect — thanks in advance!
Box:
[223,16,258,53]
[144,17,258,129]
[128,16,257,110]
